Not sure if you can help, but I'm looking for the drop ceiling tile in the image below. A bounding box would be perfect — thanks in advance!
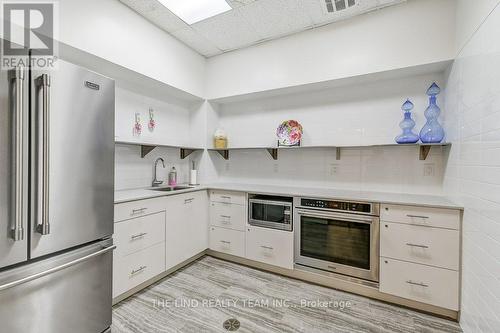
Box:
[171,28,223,57]
[300,0,384,27]
[227,0,258,9]
[191,8,262,51]
[119,0,188,32]
[241,0,314,40]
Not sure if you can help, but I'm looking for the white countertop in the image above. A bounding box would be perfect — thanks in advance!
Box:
[114,183,463,210]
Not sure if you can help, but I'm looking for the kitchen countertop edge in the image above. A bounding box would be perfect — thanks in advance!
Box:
[114,183,464,210]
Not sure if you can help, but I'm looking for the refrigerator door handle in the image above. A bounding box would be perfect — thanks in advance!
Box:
[0,244,116,292]
[8,66,25,241]
[35,74,51,235]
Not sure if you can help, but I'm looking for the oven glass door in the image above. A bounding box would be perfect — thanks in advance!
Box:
[295,210,379,281]
[301,215,370,269]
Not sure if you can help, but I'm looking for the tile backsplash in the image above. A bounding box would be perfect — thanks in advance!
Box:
[443,2,500,332]
[209,145,446,195]
[115,144,195,190]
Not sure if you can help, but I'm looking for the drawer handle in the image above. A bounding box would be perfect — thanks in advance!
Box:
[406,243,429,249]
[406,214,429,219]
[220,240,231,245]
[184,198,194,204]
[131,208,147,215]
[130,266,147,275]
[131,232,148,240]
[260,246,274,250]
[220,196,231,200]
[220,215,231,219]
[406,280,429,288]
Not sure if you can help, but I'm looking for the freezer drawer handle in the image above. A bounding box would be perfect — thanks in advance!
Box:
[0,244,116,292]
[35,74,51,235]
[8,66,25,241]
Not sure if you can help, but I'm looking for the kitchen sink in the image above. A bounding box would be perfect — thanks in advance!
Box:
[150,186,194,192]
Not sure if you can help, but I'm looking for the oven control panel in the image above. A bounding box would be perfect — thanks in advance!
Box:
[300,198,373,214]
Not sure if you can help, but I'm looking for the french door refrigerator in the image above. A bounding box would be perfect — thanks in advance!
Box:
[0,52,115,333]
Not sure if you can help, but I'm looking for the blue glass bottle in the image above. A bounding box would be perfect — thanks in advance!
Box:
[395,99,419,144]
[419,82,445,143]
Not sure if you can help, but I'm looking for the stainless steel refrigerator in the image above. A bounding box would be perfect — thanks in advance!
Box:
[0,52,115,333]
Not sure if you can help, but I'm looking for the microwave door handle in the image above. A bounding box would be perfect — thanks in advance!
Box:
[35,74,51,235]
[8,66,26,241]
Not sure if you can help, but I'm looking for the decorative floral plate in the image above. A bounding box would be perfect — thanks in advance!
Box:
[276,120,303,146]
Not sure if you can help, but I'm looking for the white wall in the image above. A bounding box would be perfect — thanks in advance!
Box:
[205,0,456,100]
[59,0,206,97]
[207,72,447,194]
[443,1,500,332]
[114,88,205,190]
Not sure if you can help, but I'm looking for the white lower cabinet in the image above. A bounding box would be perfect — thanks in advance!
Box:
[210,201,246,231]
[380,222,459,270]
[379,204,461,311]
[165,191,208,270]
[380,258,459,310]
[209,226,245,257]
[113,242,166,298]
[245,226,294,269]
[114,212,166,258]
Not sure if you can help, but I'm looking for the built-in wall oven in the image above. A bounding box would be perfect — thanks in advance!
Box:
[294,197,380,283]
[249,194,293,231]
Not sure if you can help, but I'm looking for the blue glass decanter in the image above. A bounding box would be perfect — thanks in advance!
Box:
[395,99,419,144]
[419,82,445,143]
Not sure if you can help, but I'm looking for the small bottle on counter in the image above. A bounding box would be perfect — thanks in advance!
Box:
[168,167,177,186]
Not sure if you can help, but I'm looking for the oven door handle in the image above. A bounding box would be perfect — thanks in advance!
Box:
[249,199,292,207]
[296,209,377,224]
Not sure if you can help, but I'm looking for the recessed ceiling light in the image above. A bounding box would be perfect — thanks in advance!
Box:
[158,0,232,25]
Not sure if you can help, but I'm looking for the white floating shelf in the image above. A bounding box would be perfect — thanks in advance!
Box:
[208,143,451,161]
[115,140,204,159]
[207,60,453,104]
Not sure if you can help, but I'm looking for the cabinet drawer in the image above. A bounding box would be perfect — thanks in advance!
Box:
[113,242,165,298]
[210,202,246,231]
[114,212,166,258]
[114,197,166,222]
[246,226,293,269]
[380,258,459,310]
[210,190,246,206]
[381,204,460,230]
[209,226,245,257]
[381,222,459,270]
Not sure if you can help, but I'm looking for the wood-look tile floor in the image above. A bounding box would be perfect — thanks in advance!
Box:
[112,256,462,333]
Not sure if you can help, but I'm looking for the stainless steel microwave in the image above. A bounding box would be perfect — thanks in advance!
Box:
[248,194,293,231]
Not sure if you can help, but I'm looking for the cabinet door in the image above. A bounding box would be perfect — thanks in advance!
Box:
[246,226,294,269]
[165,191,208,270]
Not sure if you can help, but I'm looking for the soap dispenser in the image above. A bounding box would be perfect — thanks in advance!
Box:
[168,167,177,187]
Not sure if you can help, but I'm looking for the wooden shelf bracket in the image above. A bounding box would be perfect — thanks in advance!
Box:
[140,145,157,158]
[419,145,432,160]
[267,148,278,160]
[180,148,197,159]
[216,150,229,160]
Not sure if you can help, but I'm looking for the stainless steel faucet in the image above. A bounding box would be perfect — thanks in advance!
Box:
[152,157,165,187]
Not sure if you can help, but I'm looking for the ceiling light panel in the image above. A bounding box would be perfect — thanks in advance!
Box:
[158,0,232,25]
